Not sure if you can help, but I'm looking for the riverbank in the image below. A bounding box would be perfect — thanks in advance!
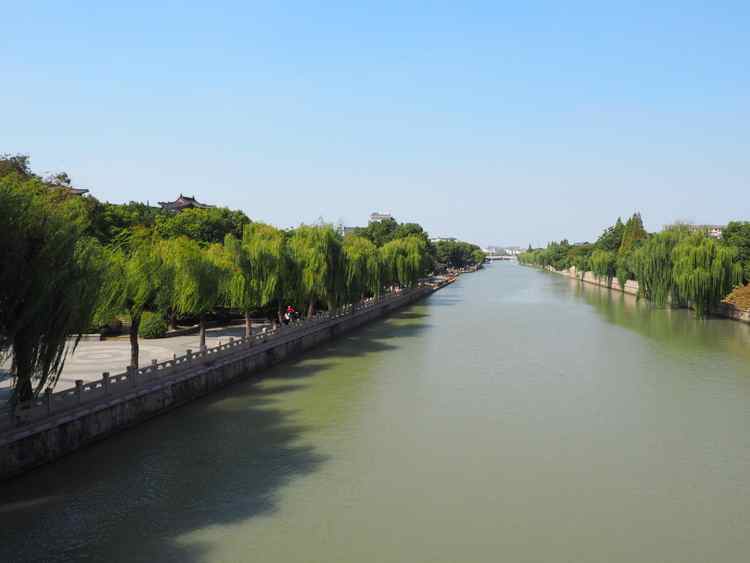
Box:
[0,279,456,481]
[4,263,750,563]
[535,265,750,324]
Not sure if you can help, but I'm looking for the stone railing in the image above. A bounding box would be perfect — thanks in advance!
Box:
[0,289,414,434]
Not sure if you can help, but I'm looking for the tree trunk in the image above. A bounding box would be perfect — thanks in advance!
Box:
[277,302,284,324]
[11,328,34,406]
[307,301,315,319]
[16,378,33,406]
[169,309,178,330]
[199,315,207,350]
[130,311,141,368]
[244,310,252,338]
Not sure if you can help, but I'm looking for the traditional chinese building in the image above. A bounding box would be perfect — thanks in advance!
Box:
[158,194,215,213]
[51,185,89,196]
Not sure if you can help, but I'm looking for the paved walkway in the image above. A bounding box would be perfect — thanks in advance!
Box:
[0,323,272,401]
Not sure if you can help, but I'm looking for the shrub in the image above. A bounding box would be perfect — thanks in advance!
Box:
[139,312,168,339]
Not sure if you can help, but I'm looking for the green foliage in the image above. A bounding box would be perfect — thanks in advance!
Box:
[381,236,428,288]
[631,230,683,305]
[568,243,593,276]
[722,221,750,282]
[3,153,493,401]
[352,218,433,248]
[155,207,250,244]
[343,235,382,299]
[0,174,107,403]
[139,312,168,339]
[520,213,746,318]
[163,237,226,317]
[101,229,174,321]
[0,154,32,179]
[595,217,625,252]
[288,224,345,311]
[615,252,633,289]
[219,222,287,313]
[352,218,399,247]
[619,213,647,254]
[471,248,486,265]
[672,234,744,317]
[86,199,164,244]
[434,240,485,269]
[590,249,616,280]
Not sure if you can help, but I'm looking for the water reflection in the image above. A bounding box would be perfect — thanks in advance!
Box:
[568,277,750,362]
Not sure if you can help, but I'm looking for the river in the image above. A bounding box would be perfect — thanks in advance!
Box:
[2,263,750,562]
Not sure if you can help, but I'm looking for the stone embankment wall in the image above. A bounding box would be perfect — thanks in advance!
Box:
[546,266,750,323]
[0,284,444,481]
[553,267,640,296]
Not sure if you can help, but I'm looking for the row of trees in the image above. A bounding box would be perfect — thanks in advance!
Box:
[1,159,447,405]
[519,213,749,318]
[350,216,486,271]
[433,240,486,270]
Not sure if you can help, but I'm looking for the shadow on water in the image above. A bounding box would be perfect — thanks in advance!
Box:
[0,305,432,563]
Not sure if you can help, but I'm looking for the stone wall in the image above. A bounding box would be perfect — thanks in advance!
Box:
[554,267,640,296]
[0,286,439,481]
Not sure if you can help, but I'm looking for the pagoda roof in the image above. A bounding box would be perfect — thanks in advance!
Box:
[158,194,215,212]
[48,184,89,196]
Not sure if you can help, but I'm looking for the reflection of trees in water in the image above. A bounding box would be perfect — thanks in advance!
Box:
[570,278,750,361]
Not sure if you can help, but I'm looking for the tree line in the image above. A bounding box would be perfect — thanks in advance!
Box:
[0,155,483,405]
[519,213,750,318]
[349,217,485,271]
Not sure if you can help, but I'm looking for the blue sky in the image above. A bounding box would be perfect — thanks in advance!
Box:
[2,1,748,247]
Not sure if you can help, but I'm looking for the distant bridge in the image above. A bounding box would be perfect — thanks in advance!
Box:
[484,254,515,262]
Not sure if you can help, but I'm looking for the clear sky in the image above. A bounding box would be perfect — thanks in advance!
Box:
[2,1,748,247]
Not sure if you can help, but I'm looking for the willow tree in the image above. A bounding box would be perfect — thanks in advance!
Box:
[472,248,487,266]
[342,235,381,301]
[288,225,344,317]
[631,230,682,306]
[590,249,616,283]
[102,229,173,368]
[671,233,743,317]
[0,175,108,404]
[221,223,287,337]
[381,236,428,289]
[163,237,226,349]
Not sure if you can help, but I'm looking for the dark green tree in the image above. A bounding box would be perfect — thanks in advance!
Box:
[101,229,174,367]
[219,223,287,337]
[155,207,250,244]
[0,175,108,404]
[343,235,381,300]
[619,212,648,255]
[288,224,345,317]
[595,217,625,252]
[672,233,743,317]
[722,221,750,282]
[381,236,429,288]
[164,238,227,349]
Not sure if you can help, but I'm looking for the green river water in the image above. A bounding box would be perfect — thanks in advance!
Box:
[2,263,750,562]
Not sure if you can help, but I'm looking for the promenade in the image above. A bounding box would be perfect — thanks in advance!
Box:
[0,322,271,402]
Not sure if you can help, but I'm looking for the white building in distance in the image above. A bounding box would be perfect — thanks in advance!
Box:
[369,212,393,224]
